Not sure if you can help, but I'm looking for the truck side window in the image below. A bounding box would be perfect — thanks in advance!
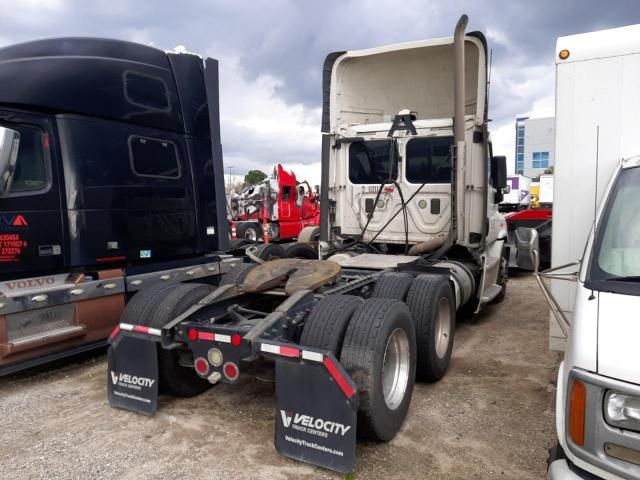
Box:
[124,71,170,111]
[405,137,453,184]
[129,136,181,179]
[349,140,397,184]
[8,124,48,194]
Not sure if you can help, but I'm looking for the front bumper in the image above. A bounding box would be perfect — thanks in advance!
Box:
[548,459,601,480]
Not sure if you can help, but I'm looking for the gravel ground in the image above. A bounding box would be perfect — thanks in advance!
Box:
[0,272,560,479]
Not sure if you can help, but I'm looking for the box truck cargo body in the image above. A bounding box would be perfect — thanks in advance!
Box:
[550,24,640,351]
[543,23,640,480]
[500,175,531,212]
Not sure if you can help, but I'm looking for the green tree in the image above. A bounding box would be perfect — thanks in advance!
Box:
[244,169,268,186]
[543,166,554,175]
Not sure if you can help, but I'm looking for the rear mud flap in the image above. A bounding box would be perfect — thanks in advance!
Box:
[107,334,159,416]
[274,353,358,473]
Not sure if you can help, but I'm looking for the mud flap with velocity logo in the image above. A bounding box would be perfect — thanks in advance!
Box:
[273,351,358,473]
[107,333,159,416]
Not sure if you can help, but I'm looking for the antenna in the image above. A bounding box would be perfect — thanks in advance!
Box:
[487,48,493,107]
[588,126,600,300]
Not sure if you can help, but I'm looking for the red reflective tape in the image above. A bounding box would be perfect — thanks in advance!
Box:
[323,357,355,398]
[279,346,300,358]
[96,255,126,263]
[134,325,150,334]
[198,331,215,341]
[109,325,120,340]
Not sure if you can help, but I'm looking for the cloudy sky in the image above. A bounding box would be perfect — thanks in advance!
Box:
[3,0,640,183]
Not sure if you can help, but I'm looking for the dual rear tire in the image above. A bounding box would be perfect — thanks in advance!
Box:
[120,282,214,397]
[373,272,456,382]
[301,295,417,442]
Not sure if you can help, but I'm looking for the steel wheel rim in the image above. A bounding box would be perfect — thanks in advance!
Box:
[382,328,411,410]
[435,297,451,359]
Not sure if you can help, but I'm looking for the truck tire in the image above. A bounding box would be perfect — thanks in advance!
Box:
[120,283,177,327]
[142,283,215,397]
[254,243,285,261]
[340,298,417,442]
[283,242,317,259]
[221,263,257,285]
[547,442,567,470]
[405,274,455,382]
[300,295,364,356]
[228,238,253,251]
[237,222,262,242]
[297,226,320,243]
[371,272,414,301]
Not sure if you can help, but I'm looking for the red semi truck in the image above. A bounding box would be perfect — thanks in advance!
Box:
[229,164,320,243]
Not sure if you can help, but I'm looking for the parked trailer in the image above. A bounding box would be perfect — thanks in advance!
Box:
[0,39,231,374]
[500,175,532,212]
[108,15,516,472]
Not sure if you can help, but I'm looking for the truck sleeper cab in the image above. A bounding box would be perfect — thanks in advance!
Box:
[0,38,229,374]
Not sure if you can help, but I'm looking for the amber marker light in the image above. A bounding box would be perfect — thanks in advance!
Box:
[559,49,570,60]
[569,379,586,446]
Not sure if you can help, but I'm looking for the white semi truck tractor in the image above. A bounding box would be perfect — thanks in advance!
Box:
[107,15,517,473]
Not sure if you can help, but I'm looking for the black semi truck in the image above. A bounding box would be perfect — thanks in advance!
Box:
[0,38,234,374]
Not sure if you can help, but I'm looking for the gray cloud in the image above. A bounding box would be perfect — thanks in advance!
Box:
[1,0,640,173]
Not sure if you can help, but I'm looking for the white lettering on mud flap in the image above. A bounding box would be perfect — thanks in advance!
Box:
[110,371,156,391]
[280,410,351,437]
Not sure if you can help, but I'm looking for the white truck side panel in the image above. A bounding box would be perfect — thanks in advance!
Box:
[551,51,640,350]
[538,174,553,204]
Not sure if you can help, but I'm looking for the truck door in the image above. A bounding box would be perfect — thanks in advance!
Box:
[0,111,64,278]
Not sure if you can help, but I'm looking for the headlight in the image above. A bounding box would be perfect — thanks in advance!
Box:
[605,391,640,432]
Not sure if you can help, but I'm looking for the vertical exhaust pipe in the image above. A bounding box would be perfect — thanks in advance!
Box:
[454,14,468,146]
[452,14,468,245]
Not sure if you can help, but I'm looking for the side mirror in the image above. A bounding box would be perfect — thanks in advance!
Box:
[490,155,508,189]
[502,185,511,194]
[515,227,540,271]
[0,126,20,198]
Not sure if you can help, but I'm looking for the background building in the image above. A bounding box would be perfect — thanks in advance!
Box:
[514,116,555,178]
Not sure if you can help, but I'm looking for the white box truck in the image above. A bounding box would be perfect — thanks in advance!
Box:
[500,174,532,212]
[538,23,640,479]
[539,174,554,208]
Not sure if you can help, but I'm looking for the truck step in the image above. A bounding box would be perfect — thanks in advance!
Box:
[481,284,502,303]
[0,325,86,357]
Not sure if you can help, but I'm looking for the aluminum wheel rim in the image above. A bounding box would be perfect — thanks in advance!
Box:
[245,228,257,242]
[435,297,452,359]
[382,328,411,410]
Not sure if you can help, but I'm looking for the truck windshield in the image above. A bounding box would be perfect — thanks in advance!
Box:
[349,140,397,184]
[588,166,640,293]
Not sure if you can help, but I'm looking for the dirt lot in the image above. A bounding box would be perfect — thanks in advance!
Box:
[0,273,560,479]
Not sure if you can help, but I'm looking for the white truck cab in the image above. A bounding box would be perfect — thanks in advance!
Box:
[547,156,640,479]
[318,16,513,315]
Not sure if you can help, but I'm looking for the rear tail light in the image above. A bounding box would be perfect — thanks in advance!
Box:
[187,328,198,342]
[223,362,239,381]
[194,357,209,376]
[569,379,586,446]
[231,334,242,347]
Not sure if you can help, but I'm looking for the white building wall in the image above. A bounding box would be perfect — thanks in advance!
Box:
[523,117,555,178]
